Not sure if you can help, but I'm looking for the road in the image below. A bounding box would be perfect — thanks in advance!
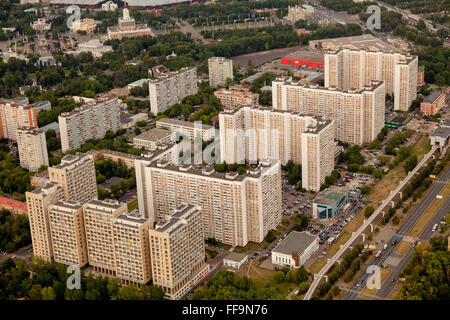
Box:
[303,145,438,300]
[341,166,450,300]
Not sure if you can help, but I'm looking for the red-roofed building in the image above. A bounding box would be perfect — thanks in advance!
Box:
[0,196,28,215]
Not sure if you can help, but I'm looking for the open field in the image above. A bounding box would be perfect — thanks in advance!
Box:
[327,231,351,256]
[366,135,429,202]
[360,268,390,297]
[309,258,327,275]
[127,199,138,212]
[394,241,411,254]
[408,183,450,237]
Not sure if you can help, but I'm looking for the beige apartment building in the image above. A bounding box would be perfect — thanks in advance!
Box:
[58,98,121,151]
[136,159,282,247]
[156,118,215,142]
[214,86,259,109]
[16,127,49,172]
[149,67,198,115]
[112,210,153,285]
[48,200,88,267]
[26,182,64,262]
[149,204,209,300]
[272,77,385,144]
[219,105,334,191]
[208,57,233,88]
[324,48,417,111]
[83,199,127,276]
[133,128,172,151]
[0,98,38,140]
[48,153,98,204]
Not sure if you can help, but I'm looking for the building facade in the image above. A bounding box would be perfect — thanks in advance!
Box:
[133,128,172,151]
[149,204,209,300]
[420,90,446,116]
[16,127,49,172]
[219,105,334,191]
[214,86,259,109]
[137,159,282,247]
[271,231,319,268]
[208,57,233,88]
[149,67,197,115]
[324,48,417,111]
[156,118,215,142]
[0,98,38,140]
[59,98,121,151]
[272,77,385,144]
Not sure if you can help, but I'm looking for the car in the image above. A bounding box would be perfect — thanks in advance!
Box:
[356,280,364,287]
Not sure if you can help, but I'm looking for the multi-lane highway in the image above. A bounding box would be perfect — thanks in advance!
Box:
[341,166,450,300]
[303,146,438,300]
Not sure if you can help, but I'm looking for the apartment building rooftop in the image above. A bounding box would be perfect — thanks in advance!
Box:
[154,203,200,233]
[114,209,149,227]
[51,200,83,210]
[51,153,92,170]
[59,98,119,118]
[134,128,172,143]
[156,118,214,130]
[29,181,62,195]
[150,158,277,182]
[148,66,196,83]
[276,77,385,94]
[272,231,317,255]
[84,199,125,211]
[17,126,43,135]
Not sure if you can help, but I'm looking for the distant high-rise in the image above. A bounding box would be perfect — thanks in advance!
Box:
[272,77,385,144]
[48,153,98,204]
[219,105,334,191]
[324,49,417,111]
[16,127,49,172]
[58,98,121,151]
[149,204,209,300]
[208,57,233,88]
[149,67,198,116]
[26,182,64,262]
[0,98,38,141]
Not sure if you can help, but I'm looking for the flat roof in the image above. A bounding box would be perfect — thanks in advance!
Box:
[310,34,398,52]
[424,91,444,103]
[157,118,213,130]
[224,252,248,263]
[284,50,324,62]
[134,128,171,142]
[272,231,317,256]
[431,127,450,139]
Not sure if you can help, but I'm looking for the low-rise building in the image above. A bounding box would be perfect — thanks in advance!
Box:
[223,252,249,269]
[312,186,349,220]
[67,39,113,58]
[0,197,28,216]
[133,128,172,151]
[214,86,259,109]
[271,231,319,268]
[71,18,99,34]
[420,90,446,116]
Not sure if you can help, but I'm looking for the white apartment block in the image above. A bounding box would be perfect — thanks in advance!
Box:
[272,77,385,144]
[48,153,98,204]
[156,118,215,142]
[59,98,121,151]
[136,159,282,247]
[219,105,334,191]
[26,182,65,262]
[149,204,209,300]
[0,98,38,141]
[83,199,127,276]
[208,57,233,88]
[112,210,153,285]
[16,127,49,172]
[48,200,88,267]
[324,49,417,111]
[149,67,198,115]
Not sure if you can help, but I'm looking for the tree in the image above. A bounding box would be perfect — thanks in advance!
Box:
[404,155,418,173]
[364,206,375,218]
[265,230,277,243]
[274,271,285,284]
[293,213,309,231]
[40,286,56,300]
[392,215,400,225]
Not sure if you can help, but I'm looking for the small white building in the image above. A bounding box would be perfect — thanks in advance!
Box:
[271,231,319,268]
[223,252,248,269]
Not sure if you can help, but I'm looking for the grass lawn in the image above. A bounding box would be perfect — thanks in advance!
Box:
[233,240,271,253]
[206,241,232,251]
[345,204,379,233]
[206,249,218,259]
[394,241,411,255]
[366,135,429,202]
[327,231,351,256]
[408,183,450,237]
[360,268,390,297]
[127,199,138,212]
[309,257,327,275]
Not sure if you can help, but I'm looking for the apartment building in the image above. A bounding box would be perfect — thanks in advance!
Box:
[137,159,282,247]
[214,86,259,109]
[324,48,417,111]
[208,57,233,88]
[0,98,38,140]
[59,98,121,151]
[16,127,49,172]
[272,77,385,144]
[149,67,197,115]
[133,128,172,151]
[48,200,88,267]
[420,90,446,116]
[149,204,209,300]
[219,105,334,191]
[26,182,64,262]
[156,118,215,142]
[112,210,153,285]
[48,153,98,204]
[83,199,127,276]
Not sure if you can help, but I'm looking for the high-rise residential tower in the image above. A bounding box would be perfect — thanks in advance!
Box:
[208,57,233,88]
[16,127,49,172]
